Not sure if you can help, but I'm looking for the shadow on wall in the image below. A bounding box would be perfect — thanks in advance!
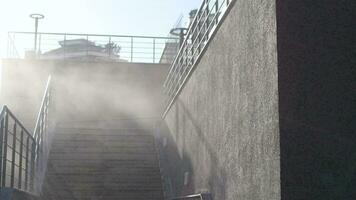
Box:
[276,0,356,199]
[280,118,356,199]
[157,99,227,199]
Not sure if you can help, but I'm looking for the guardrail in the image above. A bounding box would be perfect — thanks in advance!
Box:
[171,193,213,200]
[163,0,236,117]
[0,76,52,194]
[0,106,37,192]
[7,32,179,64]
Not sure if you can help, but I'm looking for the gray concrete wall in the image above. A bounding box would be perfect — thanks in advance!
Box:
[0,59,169,130]
[161,1,280,200]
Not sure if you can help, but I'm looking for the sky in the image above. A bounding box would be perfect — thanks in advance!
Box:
[0,0,201,57]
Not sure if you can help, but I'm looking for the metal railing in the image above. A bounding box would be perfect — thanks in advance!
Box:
[163,0,236,117]
[0,76,52,194]
[0,106,37,192]
[7,32,179,64]
[32,76,52,193]
[171,193,213,200]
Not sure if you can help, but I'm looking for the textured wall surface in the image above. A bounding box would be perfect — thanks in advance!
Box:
[276,1,356,199]
[162,1,280,199]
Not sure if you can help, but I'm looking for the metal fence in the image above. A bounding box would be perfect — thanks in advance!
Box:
[163,0,236,116]
[0,76,52,194]
[7,32,179,64]
[0,106,36,191]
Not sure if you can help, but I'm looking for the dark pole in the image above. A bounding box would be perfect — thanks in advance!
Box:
[34,18,38,51]
[30,14,44,54]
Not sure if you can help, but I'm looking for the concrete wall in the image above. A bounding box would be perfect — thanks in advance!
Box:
[0,59,169,130]
[161,1,280,200]
[276,1,356,199]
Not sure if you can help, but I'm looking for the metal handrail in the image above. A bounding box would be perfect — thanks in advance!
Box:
[7,32,179,64]
[0,75,52,194]
[33,76,51,144]
[32,75,52,194]
[171,193,213,200]
[10,31,175,39]
[163,0,236,118]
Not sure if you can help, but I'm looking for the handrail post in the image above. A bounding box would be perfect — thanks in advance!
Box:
[7,32,10,58]
[153,38,156,63]
[0,116,4,185]
[215,0,219,24]
[63,34,67,59]
[10,122,17,188]
[86,35,89,58]
[25,136,30,190]
[30,141,36,192]
[108,36,112,59]
[1,112,8,187]
[131,37,133,62]
[18,129,24,189]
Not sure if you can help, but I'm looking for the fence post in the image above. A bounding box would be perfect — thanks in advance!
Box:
[131,37,133,62]
[30,141,36,192]
[153,38,156,63]
[1,112,8,187]
[216,0,219,24]
[0,117,4,185]
[6,33,10,58]
[63,34,67,59]
[108,36,112,59]
[18,130,24,189]
[86,35,89,58]
[10,123,17,188]
[25,136,30,190]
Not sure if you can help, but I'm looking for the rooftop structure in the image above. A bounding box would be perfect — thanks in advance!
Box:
[41,39,125,62]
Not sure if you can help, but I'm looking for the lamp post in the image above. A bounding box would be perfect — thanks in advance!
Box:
[30,13,44,54]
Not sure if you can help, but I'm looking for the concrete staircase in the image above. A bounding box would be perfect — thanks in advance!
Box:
[40,126,164,200]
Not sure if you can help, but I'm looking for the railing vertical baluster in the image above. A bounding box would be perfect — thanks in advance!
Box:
[7,33,10,58]
[215,0,219,24]
[18,129,24,189]
[30,141,35,192]
[0,117,4,186]
[2,112,8,187]
[63,34,67,59]
[205,0,209,42]
[86,35,89,58]
[108,36,112,59]
[10,122,17,188]
[153,38,156,63]
[131,37,133,62]
[25,136,30,190]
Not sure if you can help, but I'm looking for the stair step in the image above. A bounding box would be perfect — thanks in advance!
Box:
[41,127,163,200]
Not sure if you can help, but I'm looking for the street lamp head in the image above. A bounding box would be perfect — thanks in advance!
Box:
[169,27,188,37]
[30,13,45,20]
